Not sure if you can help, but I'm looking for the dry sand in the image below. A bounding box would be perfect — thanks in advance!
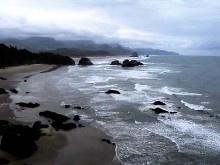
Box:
[0,64,120,165]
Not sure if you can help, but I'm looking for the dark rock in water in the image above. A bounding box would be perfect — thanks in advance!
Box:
[24,80,27,82]
[130,60,144,66]
[101,139,115,145]
[16,102,40,108]
[0,88,7,94]
[121,59,130,67]
[130,51,139,57]
[0,77,7,80]
[153,101,166,105]
[9,89,18,94]
[39,110,70,122]
[78,57,93,65]
[177,106,182,109]
[26,92,30,94]
[110,60,121,65]
[121,59,143,67]
[73,115,80,121]
[0,158,10,164]
[170,112,177,114]
[51,121,77,130]
[105,90,120,94]
[64,105,71,108]
[151,108,169,114]
[1,133,38,158]
[74,106,84,109]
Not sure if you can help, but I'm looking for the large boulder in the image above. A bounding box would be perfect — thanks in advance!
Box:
[110,60,121,65]
[105,90,121,94]
[78,57,93,65]
[1,133,38,158]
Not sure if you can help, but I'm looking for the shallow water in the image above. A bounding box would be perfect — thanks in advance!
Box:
[27,56,220,164]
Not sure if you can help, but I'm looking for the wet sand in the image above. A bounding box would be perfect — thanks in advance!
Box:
[0,64,119,165]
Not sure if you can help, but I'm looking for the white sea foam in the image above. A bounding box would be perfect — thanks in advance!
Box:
[135,83,151,91]
[159,70,181,75]
[160,86,202,96]
[181,100,212,111]
[157,118,220,154]
[116,70,155,80]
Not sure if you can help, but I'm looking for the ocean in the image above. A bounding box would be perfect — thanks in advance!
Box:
[29,56,220,164]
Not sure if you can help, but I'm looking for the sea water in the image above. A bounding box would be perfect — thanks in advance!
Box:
[57,55,220,164]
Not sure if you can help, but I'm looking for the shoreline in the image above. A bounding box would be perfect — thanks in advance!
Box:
[0,64,119,165]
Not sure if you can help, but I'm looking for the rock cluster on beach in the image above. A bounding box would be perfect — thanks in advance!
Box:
[110,59,143,67]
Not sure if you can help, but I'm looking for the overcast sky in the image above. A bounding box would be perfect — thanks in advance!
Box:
[0,0,220,55]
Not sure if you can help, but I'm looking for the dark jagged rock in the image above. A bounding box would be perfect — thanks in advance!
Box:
[1,133,38,159]
[39,111,69,122]
[0,88,7,94]
[153,101,166,105]
[151,108,169,114]
[9,89,18,94]
[16,102,40,108]
[170,112,177,114]
[130,51,139,57]
[73,115,80,121]
[110,60,121,65]
[78,57,93,65]
[51,121,77,130]
[121,59,143,67]
[105,90,120,94]
[74,106,84,109]
[64,105,71,108]
[0,77,7,80]
[0,158,10,164]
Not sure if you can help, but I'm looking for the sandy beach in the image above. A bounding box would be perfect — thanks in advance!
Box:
[0,64,119,165]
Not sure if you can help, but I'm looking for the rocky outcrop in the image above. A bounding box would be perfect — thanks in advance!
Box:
[78,57,93,65]
[151,108,169,114]
[9,89,18,94]
[16,102,40,108]
[105,90,121,94]
[73,115,80,121]
[121,59,143,67]
[110,60,121,65]
[0,88,7,94]
[0,77,7,80]
[153,101,166,105]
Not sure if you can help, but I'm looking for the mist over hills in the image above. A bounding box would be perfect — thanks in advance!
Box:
[0,37,179,56]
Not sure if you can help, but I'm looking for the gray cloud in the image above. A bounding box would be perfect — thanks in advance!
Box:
[0,0,220,55]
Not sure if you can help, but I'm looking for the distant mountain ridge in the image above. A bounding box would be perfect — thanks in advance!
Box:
[0,37,179,56]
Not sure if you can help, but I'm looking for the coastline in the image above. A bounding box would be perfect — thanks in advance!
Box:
[0,64,119,165]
